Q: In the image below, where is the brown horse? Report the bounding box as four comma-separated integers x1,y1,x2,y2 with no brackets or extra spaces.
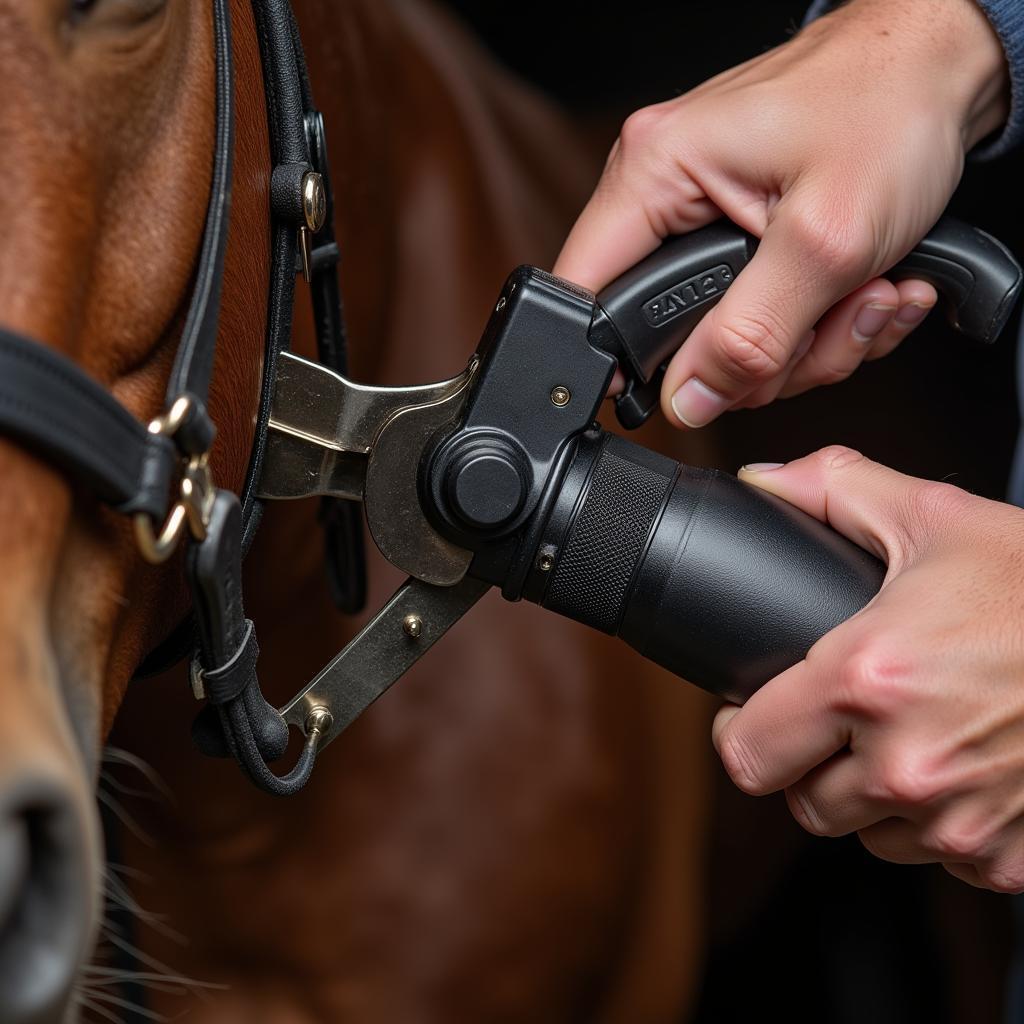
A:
0,1,715,1020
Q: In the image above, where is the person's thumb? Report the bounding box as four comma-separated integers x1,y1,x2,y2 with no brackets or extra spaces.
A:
661,203,870,428
738,446,944,567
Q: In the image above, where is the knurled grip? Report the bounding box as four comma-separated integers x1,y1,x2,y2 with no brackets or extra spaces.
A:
543,440,674,633
531,431,885,704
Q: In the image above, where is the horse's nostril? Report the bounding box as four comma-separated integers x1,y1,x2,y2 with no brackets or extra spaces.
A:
0,782,94,1023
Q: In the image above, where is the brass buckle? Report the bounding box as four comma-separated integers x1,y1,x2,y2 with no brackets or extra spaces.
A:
133,396,216,565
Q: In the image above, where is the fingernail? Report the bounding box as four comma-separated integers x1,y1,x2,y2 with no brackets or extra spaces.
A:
740,462,785,473
671,377,728,428
852,303,896,343
894,302,932,329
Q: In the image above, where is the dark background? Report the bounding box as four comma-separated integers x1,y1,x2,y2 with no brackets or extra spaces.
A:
441,3,1024,1022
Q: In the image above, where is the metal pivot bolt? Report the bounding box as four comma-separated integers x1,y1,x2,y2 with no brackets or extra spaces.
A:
550,386,571,407
298,171,326,284
305,706,333,747
402,614,423,638
302,171,327,233
538,553,555,572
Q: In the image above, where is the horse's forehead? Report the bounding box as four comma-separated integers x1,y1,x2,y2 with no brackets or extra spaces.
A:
0,1,212,380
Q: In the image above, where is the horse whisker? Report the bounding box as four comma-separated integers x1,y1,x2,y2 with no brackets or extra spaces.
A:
100,870,175,934
104,861,151,883
99,769,164,804
80,966,226,992
76,985,168,1021
74,991,128,1024
100,747,175,803
96,789,154,848
101,929,191,977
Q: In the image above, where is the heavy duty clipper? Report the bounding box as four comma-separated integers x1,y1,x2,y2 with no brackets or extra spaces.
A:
258,217,1023,752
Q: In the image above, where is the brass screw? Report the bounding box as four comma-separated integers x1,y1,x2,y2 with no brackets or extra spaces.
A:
550,386,571,407
402,614,423,639
538,553,554,572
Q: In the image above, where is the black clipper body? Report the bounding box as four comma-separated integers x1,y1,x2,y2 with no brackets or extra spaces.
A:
259,215,1022,758
423,216,1021,703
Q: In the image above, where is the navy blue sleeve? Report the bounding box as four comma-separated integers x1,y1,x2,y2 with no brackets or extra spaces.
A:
804,0,1023,157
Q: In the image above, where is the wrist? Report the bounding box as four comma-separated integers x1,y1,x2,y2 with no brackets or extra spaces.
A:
954,0,1013,148
811,0,1010,150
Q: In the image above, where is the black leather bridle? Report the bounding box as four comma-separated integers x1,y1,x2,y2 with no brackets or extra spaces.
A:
0,0,361,795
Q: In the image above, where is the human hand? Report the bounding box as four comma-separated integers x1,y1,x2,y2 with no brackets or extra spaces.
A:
713,447,1024,893
554,0,1009,427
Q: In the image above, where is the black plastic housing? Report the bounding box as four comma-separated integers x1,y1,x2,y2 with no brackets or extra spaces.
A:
520,431,884,704
592,216,1024,427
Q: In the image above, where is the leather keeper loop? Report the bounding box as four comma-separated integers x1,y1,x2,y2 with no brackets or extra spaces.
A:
196,619,259,705
271,161,311,224
174,393,217,455
111,432,177,519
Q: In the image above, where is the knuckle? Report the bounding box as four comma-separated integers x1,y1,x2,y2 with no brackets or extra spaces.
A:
888,481,973,563
857,829,888,862
873,751,943,807
805,361,854,389
905,480,971,530
835,639,913,717
787,205,873,279
812,444,865,472
797,345,863,389
715,313,791,384
981,865,1024,895
926,818,995,861
618,105,667,153
718,731,770,796
787,788,832,837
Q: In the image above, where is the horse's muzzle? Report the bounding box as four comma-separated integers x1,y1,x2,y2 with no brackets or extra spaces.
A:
0,771,95,1024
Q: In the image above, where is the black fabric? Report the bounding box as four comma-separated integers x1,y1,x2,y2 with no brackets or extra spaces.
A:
0,331,175,518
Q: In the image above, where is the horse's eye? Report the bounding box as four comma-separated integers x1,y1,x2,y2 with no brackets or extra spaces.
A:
68,0,165,25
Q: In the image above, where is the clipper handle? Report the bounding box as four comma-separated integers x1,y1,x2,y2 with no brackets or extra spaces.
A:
591,217,1023,428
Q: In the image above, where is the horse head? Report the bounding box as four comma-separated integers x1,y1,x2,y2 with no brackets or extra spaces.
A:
0,2,270,1017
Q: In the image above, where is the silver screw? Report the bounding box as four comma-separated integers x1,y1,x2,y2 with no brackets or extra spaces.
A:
550,386,571,407
495,296,506,312
305,706,333,746
402,614,423,638
538,553,554,572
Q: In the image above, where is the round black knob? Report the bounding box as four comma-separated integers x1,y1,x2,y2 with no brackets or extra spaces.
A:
447,441,527,529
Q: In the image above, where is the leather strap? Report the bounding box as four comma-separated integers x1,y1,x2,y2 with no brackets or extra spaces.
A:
0,330,174,518
163,0,234,453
